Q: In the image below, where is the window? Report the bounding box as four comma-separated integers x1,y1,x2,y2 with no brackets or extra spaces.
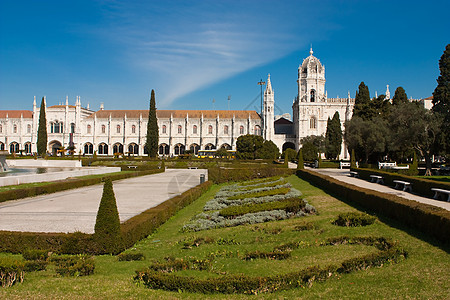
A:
116,125,121,134
159,144,169,155
310,117,317,129
193,125,197,134
27,124,31,134
132,125,136,134
50,121,63,133
70,123,75,133
208,125,213,134
9,142,19,153
98,143,108,155
240,125,244,135
162,125,167,134
13,125,17,133
113,143,123,154
174,144,185,155
84,143,93,154
190,143,200,155
224,125,229,135
254,125,261,135
101,125,106,134
0,142,4,151
178,125,182,134
128,143,139,155
310,89,316,102
0,124,2,133
205,143,215,150
87,125,91,134
24,142,32,154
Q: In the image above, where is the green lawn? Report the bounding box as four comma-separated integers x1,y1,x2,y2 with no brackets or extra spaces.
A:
1,175,449,299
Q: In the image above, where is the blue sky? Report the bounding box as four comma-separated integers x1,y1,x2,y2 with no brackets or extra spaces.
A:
0,0,448,114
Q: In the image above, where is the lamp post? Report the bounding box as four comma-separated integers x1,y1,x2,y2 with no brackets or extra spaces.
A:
257,79,265,137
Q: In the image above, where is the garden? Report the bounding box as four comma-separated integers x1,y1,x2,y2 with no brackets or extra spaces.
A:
0,174,449,298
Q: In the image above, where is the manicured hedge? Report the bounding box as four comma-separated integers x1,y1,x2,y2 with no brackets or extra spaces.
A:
208,167,294,184
0,257,24,287
352,167,450,198
297,169,450,244
0,181,212,255
219,197,305,218
333,212,376,227
0,168,164,203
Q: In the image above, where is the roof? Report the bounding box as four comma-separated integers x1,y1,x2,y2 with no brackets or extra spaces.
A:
0,110,33,118
274,117,293,125
87,110,261,120
48,105,76,108
423,96,433,100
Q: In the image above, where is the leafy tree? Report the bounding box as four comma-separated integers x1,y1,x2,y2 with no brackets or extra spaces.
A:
392,87,408,106
350,149,356,168
344,116,389,163
353,82,372,120
215,147,230,158
37,97,47,156
301,135,325,153
389,101,442,176
432,44,450,156
325,112,342,159
282,148,297,162
236,134,264,159
256,140,280,160
145,89,159,157
370,94,391,117
301,142,318,161
297,148,304,169
94,179,121,253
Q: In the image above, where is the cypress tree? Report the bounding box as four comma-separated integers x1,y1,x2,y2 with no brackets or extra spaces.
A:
94,179,121,253
145,89,159,157
37,97,48,156
297,148,304,169
350,149,356,168
392,87,408,105
353,82,372,120
325,112,342,160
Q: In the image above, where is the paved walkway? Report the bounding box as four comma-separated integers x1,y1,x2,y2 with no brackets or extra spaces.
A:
310,168,450,211
0,169,207,233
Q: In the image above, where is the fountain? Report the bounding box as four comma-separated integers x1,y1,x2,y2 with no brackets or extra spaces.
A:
0,150,8,172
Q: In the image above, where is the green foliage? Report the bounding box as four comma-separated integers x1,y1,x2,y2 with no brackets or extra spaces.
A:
257,140,280,159
350,149,356,168
22,249,48,261
282,148,297,162
51,255,95,277
219,197,305,217
236,134,279,159
37,97,47,156
242,250,291,260
325,112,342,159
409,151,418,176
392,87,408,106
297,148,304,169
227,187,290,200
145,89,159,157
94,179,121,254
353,82,372,120
215,147,230,158
117,252,145,261
24,260,48,272
0,257,24,287
207,166,294,184
333,212,376,227
302,142,318,161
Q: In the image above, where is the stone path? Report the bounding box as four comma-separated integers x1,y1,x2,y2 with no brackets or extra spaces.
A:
0,169,208,233
310,168,450,211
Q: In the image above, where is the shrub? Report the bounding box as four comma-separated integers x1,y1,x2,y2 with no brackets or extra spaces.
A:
294,222,317,231
22,249,49,261
94,179,122,254
51,255,95,277
24,260,48,272
219,197,305,218
118,252,146,261
333,212,376,227
0,257,24,287
242,250,291,260
227,187,291,200
182,237,215,249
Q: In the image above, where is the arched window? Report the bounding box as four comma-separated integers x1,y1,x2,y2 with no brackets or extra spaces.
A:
205,143,215,150
190,143,200,155
113,143,123,154
162,125,167,134
224,125,229,135
50,121,63,133
178,125,182,134
132,125,136,134
84,143,93,154
0,124,2,133
116,125,121,134
24,142,32,154
239,125,244,135
208,125,213,134
159,144,169,155
13,125,17,133
70,123,75,133
310,89,316,102
87,125,92,134
101,125,106,134
9,142,19,153
310,117,317,129
128,143,138,155
221,143,231,150
193,125,197,134
27,124,31,134
0,142,4,151
254,125,261,136
174,144,185,155
98,143,108,155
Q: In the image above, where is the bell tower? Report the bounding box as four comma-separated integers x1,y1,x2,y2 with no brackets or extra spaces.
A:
263,74,274,141
297,47,326,103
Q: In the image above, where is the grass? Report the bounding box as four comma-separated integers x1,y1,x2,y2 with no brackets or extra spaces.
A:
417,175,450,183
1,175,449,299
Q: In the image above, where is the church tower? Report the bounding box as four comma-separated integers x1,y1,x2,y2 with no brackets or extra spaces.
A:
263,74,274,141
297,47,326,103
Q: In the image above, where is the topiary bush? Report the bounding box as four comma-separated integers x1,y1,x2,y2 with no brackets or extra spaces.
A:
22,249,49,261
333,212,376,227
117,252,146,261
0,257,24,287
51,255,95,277
94,179,122,254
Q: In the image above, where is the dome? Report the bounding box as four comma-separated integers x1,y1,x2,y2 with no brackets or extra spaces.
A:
300,48,324,73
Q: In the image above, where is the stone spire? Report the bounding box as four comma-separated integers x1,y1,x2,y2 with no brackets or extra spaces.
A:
310,45,313,56
385,85,390,100
265,74,273,94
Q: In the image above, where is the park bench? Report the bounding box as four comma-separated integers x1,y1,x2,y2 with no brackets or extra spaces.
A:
378,162,397,169
340,162,350,169
188,167,198,169
127,166,137,169
349,171,359,178
431,188,450,202
393,180,412,192
370,175,384,184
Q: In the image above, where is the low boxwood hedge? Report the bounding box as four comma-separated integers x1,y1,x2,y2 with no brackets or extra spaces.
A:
0,257,24,287
219,197,305,218
333,212,376,227
297,169,450,244
208,167,294,184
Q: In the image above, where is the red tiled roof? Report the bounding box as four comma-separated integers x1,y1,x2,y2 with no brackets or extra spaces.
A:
423,96,433,100
0,110,33,118
87,110,261,120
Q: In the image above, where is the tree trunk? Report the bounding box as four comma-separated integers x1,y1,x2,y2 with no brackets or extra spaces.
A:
424,153,432,176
